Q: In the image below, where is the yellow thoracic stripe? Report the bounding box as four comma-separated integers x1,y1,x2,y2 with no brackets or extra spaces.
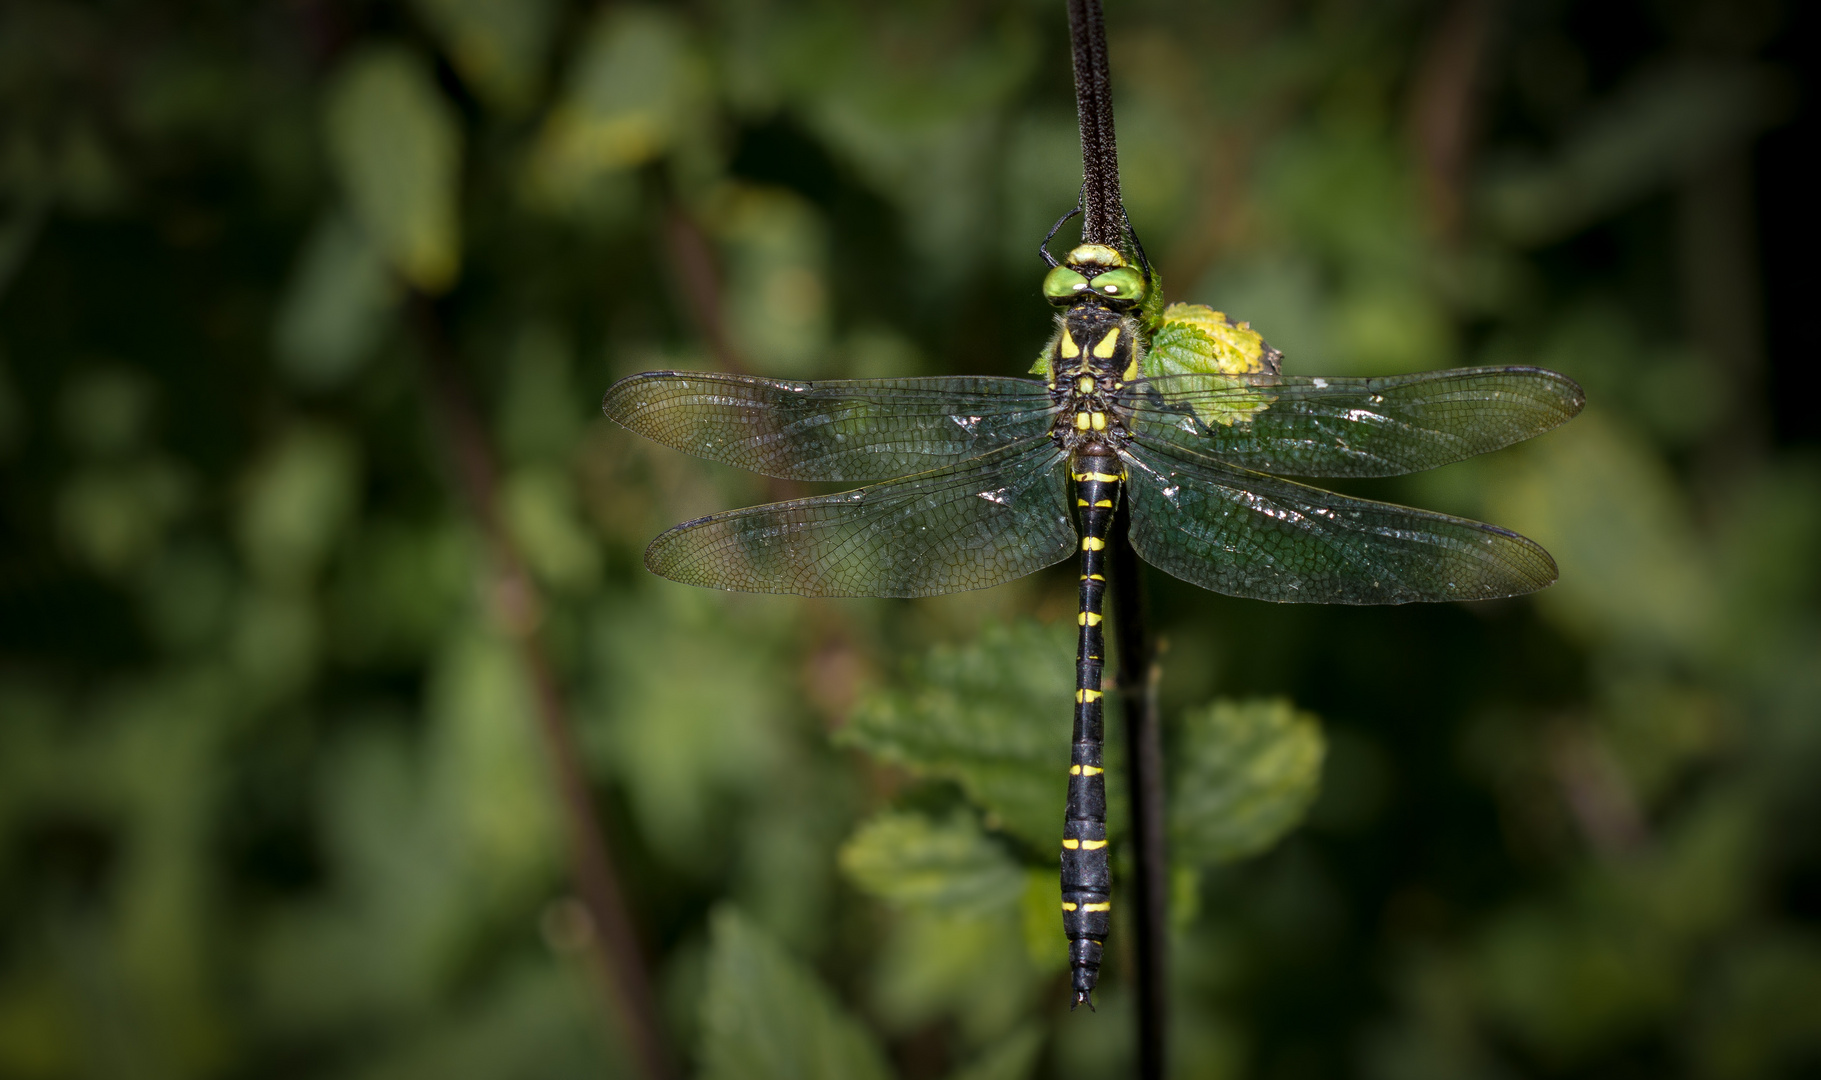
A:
1093,327,1120,358
1124,356,1140,381
1060,328,1080,358
1074,411,1091,430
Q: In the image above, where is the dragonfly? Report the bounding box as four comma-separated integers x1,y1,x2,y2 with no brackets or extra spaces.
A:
602,212,1583,1008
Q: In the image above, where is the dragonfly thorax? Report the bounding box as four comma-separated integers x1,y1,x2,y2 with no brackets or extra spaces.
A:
1049,305,1141,451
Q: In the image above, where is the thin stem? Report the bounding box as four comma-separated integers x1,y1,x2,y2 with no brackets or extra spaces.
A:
1068,0,1124,246
659,204,803,503
662,206,750,376
1111,502,1166,1080
1067,1,1167,1070
409,296,676,1080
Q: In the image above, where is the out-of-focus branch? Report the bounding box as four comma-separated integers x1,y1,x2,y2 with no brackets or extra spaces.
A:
658,204,804,503
408,295,675,1080
1408,0,1495,239
1546,720,1647,857
662,207,751,375
1681,152,1769,473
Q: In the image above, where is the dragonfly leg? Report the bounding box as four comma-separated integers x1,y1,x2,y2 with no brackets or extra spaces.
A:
1063,450,1120,1009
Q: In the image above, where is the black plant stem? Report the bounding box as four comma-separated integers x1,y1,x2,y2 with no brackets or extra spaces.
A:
1068,1,1167,1074
1068,0,1123,246
1112,501,1166,1078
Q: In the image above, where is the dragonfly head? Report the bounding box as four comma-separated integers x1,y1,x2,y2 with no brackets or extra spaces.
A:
1042,245,1147,309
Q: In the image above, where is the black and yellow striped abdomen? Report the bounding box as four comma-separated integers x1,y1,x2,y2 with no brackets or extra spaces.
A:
1045,297,1140,1010
1062,450,1120,1007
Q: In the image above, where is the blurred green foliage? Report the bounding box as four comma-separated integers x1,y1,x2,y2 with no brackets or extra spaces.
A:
2,1,1818,1078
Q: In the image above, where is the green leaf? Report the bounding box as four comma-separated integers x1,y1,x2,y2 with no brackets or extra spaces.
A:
423,628,562,895
767,9,1037,280
709,185,830,375
56,461,191,577
585,590,790,868
946,1023,1044,1080
254,625,559,1030
840,813,1042,1044
1689,931,1821,1079
496,322,582,466
521,7,709,213
839,811,1025,914
237,424,361,587
1171,698,1325,867
501,466,599,593
839,620,1077,848
700,908,893,1080
1146,303,1282,379
57,367,153,456
1018,868,1067,974
410,0,557,113
324,47,462,292
1482,411,1716,658
1473,902,1676,1060
344,964,611,1080
273,210,396,388
870,906,1038,1045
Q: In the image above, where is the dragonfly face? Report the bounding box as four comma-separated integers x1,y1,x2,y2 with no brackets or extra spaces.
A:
1041,243,1147,307
601,223,1584,1009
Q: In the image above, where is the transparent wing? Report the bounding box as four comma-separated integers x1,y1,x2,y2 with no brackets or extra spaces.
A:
1121,440,1556,604
646,439,1076,598
604,370,1059,482
1120,366,1583,477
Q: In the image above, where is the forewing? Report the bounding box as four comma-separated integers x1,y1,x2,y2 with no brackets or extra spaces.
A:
1121,440,1556,604
646,439,1076,598
604,371,1058,482
1121,366,1583,477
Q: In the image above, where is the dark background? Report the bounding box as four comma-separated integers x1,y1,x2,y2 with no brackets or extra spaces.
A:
2,1,1817,1078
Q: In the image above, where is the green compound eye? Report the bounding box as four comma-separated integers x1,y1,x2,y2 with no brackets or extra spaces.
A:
1088,267,1145,301
1043,265,1091,302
